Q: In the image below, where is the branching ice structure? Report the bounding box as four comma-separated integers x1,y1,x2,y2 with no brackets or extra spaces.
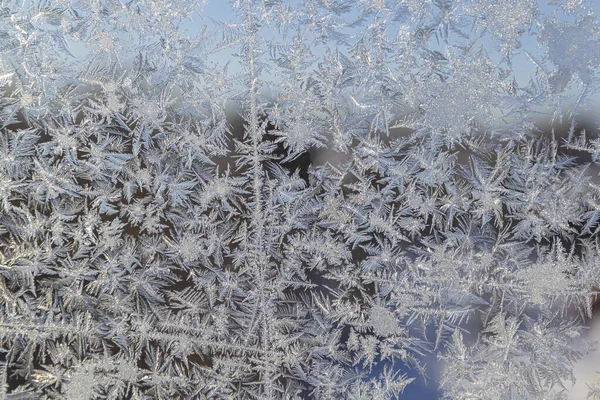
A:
1,0,600,399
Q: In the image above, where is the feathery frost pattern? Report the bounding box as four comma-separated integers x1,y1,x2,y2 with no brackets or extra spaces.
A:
1,0,600,399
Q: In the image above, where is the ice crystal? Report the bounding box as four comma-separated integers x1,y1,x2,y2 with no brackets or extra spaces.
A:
1,0,600,399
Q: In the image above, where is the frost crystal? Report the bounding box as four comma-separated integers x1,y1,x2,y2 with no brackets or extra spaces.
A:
1,0,600,399
369,305,399,337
